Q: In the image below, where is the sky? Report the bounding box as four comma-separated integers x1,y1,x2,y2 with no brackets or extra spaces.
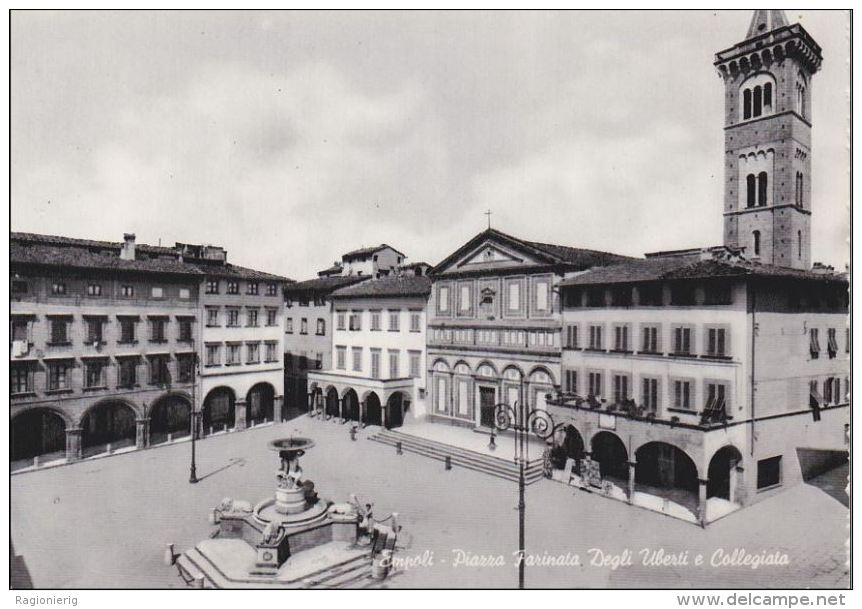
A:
11,10,850,280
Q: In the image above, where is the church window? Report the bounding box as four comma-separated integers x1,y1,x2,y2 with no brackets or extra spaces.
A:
798,231,803,259
753,85,762,117
746,174,756,208
753,231,761,256
763,82,772,109
757,171,768,206
743,89,752,120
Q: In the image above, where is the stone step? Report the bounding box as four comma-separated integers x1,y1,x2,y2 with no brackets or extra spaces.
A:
302,555,372,588
370,429,546,484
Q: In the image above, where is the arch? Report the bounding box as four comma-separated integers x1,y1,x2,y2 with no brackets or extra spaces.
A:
757,171,768,206
453,360,472,375
149,393,192,444
707,445,744,500
80,400,138,453
590,431,629,481
634,441,699,493
79,396,143,426
11,408,67,462
562,425,585,462
12,404,73,429
739,72,776,121
364,391,383,427
202,386,236,434
342,388,360,422
431,358,450,372
247,382,275,426
528,365,557,386
325,386,340,418
501,364,524,381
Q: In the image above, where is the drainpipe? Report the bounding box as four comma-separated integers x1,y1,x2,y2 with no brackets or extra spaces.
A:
749,282,757,457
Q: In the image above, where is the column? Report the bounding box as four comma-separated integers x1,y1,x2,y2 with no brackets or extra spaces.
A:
273,395,284,423
627,461,637,504
65,427,83,462
360,400,367,428
235,399,248,431
382,398,389,429
338,398,344,423
729,459,739,504
135,418,150,450
698,478,709,527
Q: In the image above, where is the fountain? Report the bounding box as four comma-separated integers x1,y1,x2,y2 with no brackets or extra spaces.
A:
170,436,400,588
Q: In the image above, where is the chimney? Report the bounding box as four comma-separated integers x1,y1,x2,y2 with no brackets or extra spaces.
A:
121,233,136,261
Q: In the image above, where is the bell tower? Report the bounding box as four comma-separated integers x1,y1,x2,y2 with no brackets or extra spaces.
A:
715,10,822,269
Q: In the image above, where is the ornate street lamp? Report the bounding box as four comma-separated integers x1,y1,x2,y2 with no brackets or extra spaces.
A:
189,354,201,484
493,400,557,590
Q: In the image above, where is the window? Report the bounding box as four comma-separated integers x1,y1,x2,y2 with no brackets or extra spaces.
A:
49,317,70,345
85,360,105,388
85,317,104,343
177,355,195,383
565,288,583,308
149,317,167,342
178,318,193,342
298,298,310,307
409,351,421,378
757,456,782,489
12,280,28,294
611,286,632,307
298,355,308,370
336,311,346,331
612,374,629,404
798,231,803,260
809,328,820,359
746,174,756,208
246,308,259,327
349,312,362,331
706,327,727,357
827,328,838,358
119,358,137,387
51,282,66,295
639,284,663,306
267,283,278,296
670,284,696,306
87,284,102,296
673,380,693,410
352,347,362,372
743,88,752,120
370,350,381,379
227,309,240,327
672,326,692,355
642,377,659,413
535,281,549,311
588,325,603,350
641,325,659,353
316,318,326,335
388,310,400,332
206,280,220,294
389,350,399,379
11,365,31,394
11,318,28,342
247,282,259,295
300,318,308,334
247,342,260,364
179,288,190,299
753,230,761,257
285,318,293,333
206,344,221,366
149,356,170,385
207,308,220,327
823,377,834,405
410,311,421,332
796,172,804,207
703,382,728,422
121,285,134,297
151,286,164,298
371,310,382,331
460,284,472,312
564,369,578,394
265,341,278,362
586,288,604,307
336,346,347,370
314,352,322,370
438,285,450,313
227,281,239,295
809,380,822,409
613,325,629,352
48,362,70,390
564,324,579,349
704,282,733,305
757,172,768,207
226,344,241,365
266,309,277,327
588,372,603,397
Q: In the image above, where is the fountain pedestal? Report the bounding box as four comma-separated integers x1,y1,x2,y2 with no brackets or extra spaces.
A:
275,487,307,515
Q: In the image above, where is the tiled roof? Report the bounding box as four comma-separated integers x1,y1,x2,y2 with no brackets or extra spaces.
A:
10,231,292,282
330,275,432,299
561,257,849,287
431,228,635,275
317,264,343,276
285,275,370,295
342,243,406,260
10,242,203,276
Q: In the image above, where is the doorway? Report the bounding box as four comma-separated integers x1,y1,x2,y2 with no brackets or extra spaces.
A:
479,386,496,427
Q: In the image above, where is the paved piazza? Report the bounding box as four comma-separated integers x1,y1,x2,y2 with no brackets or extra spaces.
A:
11,415,848,589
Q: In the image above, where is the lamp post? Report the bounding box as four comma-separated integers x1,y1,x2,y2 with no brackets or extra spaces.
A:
189,354,200,484
493,400,557,590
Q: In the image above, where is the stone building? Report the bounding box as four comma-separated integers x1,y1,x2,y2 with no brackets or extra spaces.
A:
425,228,632,429
306,274,432,428
9,232,291,470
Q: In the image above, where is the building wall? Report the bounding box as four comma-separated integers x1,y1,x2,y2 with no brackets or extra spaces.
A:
283,300,331,411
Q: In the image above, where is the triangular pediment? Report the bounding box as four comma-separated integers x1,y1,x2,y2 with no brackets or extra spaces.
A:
434,232,555,275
